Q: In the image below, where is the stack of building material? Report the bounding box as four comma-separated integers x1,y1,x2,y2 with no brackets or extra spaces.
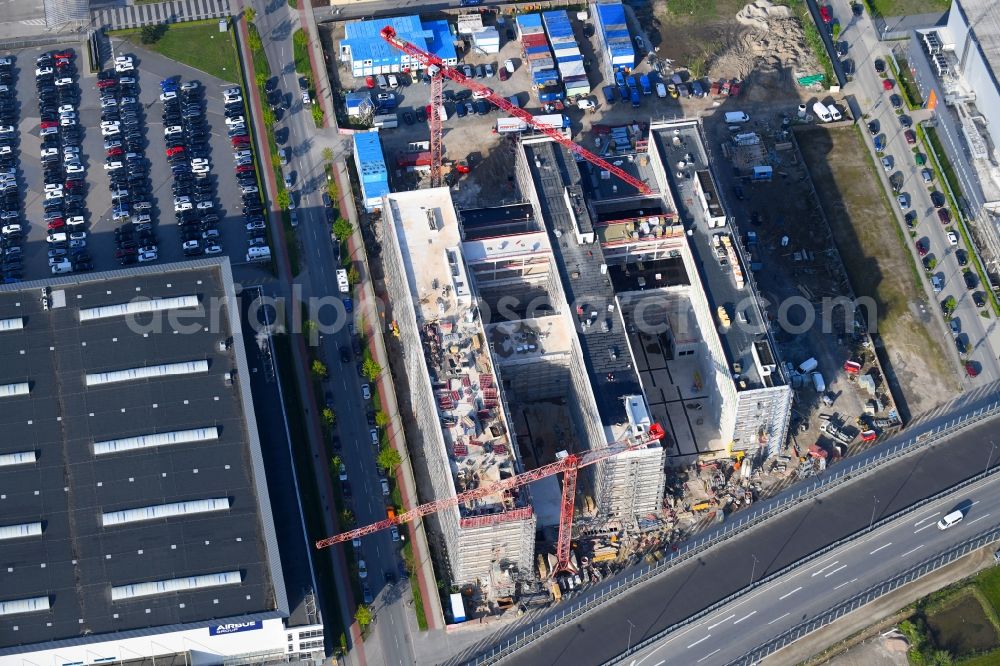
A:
594,3,635,71
472,26,500,54
457,13,484,35
517,14,564,101
543,11,590,97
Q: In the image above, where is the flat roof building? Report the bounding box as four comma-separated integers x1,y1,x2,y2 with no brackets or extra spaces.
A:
380,189,536,596
354,131,390,212
0,260,319,665
339,16,458,78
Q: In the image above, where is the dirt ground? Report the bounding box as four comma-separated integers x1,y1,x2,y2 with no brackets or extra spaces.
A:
797,125,958,417
640,0,822,103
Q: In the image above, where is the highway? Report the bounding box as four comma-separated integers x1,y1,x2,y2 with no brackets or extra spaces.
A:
471,384,1000,666
247,1,416,664
621,472,1000,666
831,0,1000,384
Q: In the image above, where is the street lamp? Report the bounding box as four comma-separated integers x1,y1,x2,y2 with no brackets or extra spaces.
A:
626,618,637,652
869,496,879,530
987,441,996,473
750,554,759,586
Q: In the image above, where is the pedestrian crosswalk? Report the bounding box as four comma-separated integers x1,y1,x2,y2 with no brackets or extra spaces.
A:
92,0,231,31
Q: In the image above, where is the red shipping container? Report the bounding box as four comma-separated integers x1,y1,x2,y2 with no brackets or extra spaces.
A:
521,34,549,47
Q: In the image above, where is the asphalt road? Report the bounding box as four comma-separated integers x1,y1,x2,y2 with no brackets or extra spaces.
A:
249,2,416,663
831,0,1000,384
490,385,1000,666
624,472,1000,666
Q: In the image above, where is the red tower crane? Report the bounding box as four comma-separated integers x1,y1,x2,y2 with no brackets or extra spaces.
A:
316,423,665,575
379,26,652,195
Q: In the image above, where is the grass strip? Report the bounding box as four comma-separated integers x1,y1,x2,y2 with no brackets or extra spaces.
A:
402,540,430,630
795,2,835,89
887,55,922,109
919,124,1000,316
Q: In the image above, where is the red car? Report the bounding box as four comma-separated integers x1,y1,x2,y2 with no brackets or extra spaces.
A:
236,164,255,173
882,78,893,91
47,218,65,230
916,239,928,256
40,121,57,129
966,362,979,378
166,146,184,157
904,129,916,144
819,5,832,23
107,147,123,157
365,76,376,88
96,79,116,89
938,208,951,224
231,136,251,146
54,50,73,59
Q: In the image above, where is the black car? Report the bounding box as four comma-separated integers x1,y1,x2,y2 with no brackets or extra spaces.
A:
874,58,886,74
890,94,902,109
898,114,912,128
957,249,968,266
974,292,987,308
964,272,977,290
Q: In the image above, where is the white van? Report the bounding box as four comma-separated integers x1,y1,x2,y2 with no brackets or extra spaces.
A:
724,111,750,124
812,101,833,122
246,246,271,262
827,104,843,121
937,510,964,529
50,260,72,274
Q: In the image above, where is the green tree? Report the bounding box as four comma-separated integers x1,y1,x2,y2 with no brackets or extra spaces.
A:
375,411,389,428
140,24,166,44
322,408,336,427
261,105,275,127
311,359,328,378
277,189,291,210
355,604,372,627
943,296,957,315
312,104,325,128
339,508,354,527
333,218,353,242
255,69,268,91
362,358,381,381
331,454,342,469
926,257,937,271
322,147,334,162
377,446,402,474
348,265,360,286
244,7,256,23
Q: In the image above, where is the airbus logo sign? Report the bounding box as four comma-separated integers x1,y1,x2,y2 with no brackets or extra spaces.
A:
209,620,263,636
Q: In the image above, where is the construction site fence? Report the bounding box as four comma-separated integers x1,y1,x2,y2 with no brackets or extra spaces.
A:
467,391,1000,665
620,460,1000,665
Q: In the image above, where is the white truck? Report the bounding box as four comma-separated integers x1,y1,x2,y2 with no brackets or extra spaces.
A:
812,101,833,122
336,268,350,294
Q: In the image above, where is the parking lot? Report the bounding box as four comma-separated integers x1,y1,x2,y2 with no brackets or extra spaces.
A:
10,42,273,281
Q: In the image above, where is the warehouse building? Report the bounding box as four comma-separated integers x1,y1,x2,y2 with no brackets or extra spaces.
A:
353,131,390,212
339,15,458,78
0,260,323,665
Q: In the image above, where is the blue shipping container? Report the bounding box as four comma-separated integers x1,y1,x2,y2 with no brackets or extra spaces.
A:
526,44,550,55
556,54,583,63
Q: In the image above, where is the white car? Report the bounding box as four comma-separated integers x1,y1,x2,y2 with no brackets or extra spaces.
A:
362,384,371,400
174,201,193,212
224,87,241,96
104,161,123,171
60,116,76,127
225,115,245,126
119,76,136,85
233,150,251,160
114,60,134,72
101,119,120,130
100,98,117,108
69,231,87,241
65,164,84,174
246,220,265,231
164,125,183,136
41,147,58,159
64,145,80,155
358,559,368,579
182,240,201,251
40,126,58,136
948,231,959,246
58,104,74,114
192,164,210,174
1,224,20,235
160,91,177,102
224,93,243,104
35,66,53,77
191,158,209,167
66,216,85,229
121,96,137,106
504,58,515,73
55,77,72,87
138,250,158,263
100,125,119,136
301,90,311,105
0,146,10,156
0,125,14,134
47,232,67,243
338,463,347,481
44,183,63,192
196,200,214,210
45,189,64,200
205,243,223,255
241,185,258,194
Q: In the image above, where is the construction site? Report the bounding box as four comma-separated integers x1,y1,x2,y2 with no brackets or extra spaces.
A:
320,8,920,625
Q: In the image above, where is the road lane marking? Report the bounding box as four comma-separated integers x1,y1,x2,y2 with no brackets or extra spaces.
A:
811,560,839,576
914,511,940,526
697,649,721,663
914,523,936,534
733,611,757,624
869,543,892,555
768,612,790,625
778,586,801,600
687,635,711,649
901,544,925,558
968,513,991,525
834,578,858,591
825,564,848,577
707,614,735,629
653,662,664,666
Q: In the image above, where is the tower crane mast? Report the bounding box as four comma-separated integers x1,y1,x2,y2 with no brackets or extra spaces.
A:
379,25,651,195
